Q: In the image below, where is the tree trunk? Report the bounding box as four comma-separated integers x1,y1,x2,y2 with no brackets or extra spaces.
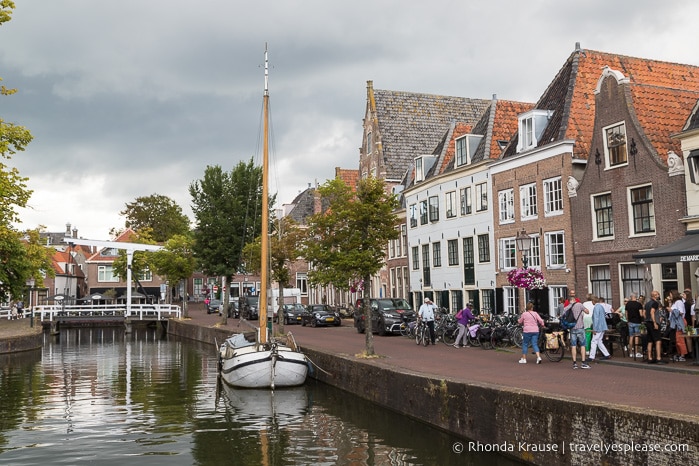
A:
182,278,188,318
277,281,285,335
363,275,374,355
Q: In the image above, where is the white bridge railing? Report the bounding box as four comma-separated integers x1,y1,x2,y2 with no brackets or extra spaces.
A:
30,304,181,322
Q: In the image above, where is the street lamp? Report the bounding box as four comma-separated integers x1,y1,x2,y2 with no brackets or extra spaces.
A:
515,229,532,269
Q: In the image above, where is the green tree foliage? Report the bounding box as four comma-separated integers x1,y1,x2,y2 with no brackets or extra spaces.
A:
111,228,158,283
0,228,54,302
189,160,266,278
303,177,400,355
150,234,197,316
120,194,191,243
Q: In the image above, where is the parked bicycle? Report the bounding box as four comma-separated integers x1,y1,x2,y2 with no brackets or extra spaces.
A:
415,320,430,347
537,318,566,362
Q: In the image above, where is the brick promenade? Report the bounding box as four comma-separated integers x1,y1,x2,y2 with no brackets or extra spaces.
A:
181,303,699,420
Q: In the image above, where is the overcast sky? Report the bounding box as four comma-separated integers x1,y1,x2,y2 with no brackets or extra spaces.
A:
3,0,699,240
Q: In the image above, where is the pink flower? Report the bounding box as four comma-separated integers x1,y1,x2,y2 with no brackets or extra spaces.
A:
506,268,546,290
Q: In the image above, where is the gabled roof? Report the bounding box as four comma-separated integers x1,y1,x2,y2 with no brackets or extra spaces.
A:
502,46,699,161
368,83,490,180
285,187,317,225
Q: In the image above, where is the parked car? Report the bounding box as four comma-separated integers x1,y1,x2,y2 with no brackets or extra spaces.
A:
277,303,305,325
239,296,259,320
353,298,416,335
206,299,222,314
219,300,239,318
301,304,342,327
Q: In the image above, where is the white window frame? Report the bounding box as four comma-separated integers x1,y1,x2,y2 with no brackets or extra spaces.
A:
544,231,566,269
476,182,488,212
528,234,541,269
543,176,563,216
97,265,119,282
592,192,614,240
499,237,517,270
498,188,514,224
520,183,538,220
415,157,424,182
504,287,517,314
549,286,568,318
603,121,628,169
627,184,655,236
460,186,472,215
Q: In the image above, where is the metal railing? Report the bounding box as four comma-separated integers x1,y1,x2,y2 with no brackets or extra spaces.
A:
31,304,181,322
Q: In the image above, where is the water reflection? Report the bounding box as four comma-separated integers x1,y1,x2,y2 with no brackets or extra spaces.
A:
0,327,524,466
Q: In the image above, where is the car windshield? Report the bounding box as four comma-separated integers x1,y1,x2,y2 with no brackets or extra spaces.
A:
377,299,396,310
392,299,411,310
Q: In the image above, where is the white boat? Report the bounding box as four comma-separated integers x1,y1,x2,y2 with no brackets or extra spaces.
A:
218,383,310,429
218,45,309,389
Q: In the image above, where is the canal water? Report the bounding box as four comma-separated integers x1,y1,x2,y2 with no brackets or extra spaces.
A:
0,327,523,465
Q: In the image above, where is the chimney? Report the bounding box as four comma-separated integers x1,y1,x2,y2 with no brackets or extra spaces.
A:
72,227,78,238
65,223,71,237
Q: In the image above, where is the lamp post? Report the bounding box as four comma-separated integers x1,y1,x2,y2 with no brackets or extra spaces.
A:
515,229,532,269
27,278,35,327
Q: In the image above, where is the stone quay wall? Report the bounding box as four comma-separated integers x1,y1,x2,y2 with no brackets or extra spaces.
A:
167,319,699,465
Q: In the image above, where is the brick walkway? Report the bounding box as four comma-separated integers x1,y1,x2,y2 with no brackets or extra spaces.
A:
182,302,699,419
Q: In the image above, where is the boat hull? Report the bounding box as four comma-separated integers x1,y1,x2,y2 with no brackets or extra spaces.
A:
219,342,308,389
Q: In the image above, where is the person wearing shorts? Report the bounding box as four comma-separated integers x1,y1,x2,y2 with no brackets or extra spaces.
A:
563,294,591,369
625,293,644,358
644,290,666,364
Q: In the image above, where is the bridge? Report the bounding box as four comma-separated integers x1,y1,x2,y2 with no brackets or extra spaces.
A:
2,304,181,333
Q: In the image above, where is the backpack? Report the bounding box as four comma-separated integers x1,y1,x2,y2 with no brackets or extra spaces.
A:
455,309,464,320
560,306,578,330
655,307,668,333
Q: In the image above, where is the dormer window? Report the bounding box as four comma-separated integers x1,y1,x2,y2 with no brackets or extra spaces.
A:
604,122,628,168
688,149,699,184
415,157,424,182
517,109,553,152
455,134,484,166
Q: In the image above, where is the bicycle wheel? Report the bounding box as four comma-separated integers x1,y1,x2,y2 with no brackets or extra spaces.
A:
415,326,422,345
511,327,523,348
442,327,456,346
422,328,430,346
543,334,565,362
491,328,508,349
467,328,481,347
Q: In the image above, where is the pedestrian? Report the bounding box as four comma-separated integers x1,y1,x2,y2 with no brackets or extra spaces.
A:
418,298,436,345
556,297,565,318
16,301,24,318
669,290,687,361
588,296,611,362
644,290,666,364
453,303,475,348
517,302,544,364
625,293,645,358
11,303,18,320
563,291,591,369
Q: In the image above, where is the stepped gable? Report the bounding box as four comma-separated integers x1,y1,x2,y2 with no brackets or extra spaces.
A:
372,88,489,179
502,47,699,162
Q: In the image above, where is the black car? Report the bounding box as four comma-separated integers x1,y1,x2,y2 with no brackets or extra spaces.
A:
301,304,341,327
239,296,259,320
206,299,222,314
277,303,305,325
354,298,416,335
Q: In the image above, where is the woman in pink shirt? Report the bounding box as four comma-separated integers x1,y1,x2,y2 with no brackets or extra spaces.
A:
517,302,545,364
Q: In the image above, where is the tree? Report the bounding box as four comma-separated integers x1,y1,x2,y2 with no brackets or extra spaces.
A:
303,177,400,356
111,229,158,293
120,194,190,243
0,228,54,303
241,216,304,334
150,234,197,317
189,160,271,323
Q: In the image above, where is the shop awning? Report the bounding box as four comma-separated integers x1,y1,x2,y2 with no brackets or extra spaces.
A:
633,232,699,264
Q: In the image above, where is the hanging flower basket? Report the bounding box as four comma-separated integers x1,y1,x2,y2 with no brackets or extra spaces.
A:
506,268,547,290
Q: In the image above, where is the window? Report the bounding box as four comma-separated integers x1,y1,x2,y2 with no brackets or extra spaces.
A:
516,110,552,152
499,238,517,270
366,131,372,154
447,239,459,266
545,232,566,268
456,134,484,166
477,234,490,263
629,185,655,234
409,204,418,228
98,265,119,282
528,235,541,268
476,183,488,212
543,177,563,215
138,268,153,282
419,200,428,225
593,193,614,239
504,287,517,314
445,191,457,218
432,242,442,267
412,246,420,270
688,149,699,184
415,157,424,182
401,225,407,256
498,189,514,223
621,264,644,300
590,265,611,304
193,278,204,298
549,286,568,318
463,237,474,285
296,273,308,294
422,244,431,286
481,289,495,314
460,187,472,215
428,196,439,222
605,122,627,167
520,183,537,219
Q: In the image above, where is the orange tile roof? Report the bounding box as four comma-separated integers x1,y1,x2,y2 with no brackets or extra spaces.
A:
335,168,359,192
